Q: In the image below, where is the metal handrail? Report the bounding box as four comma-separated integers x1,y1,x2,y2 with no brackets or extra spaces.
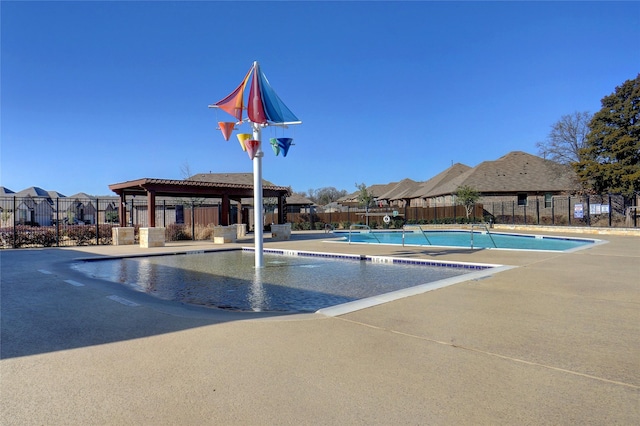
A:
402,224,432,246
348,224,381,244
470,223,497,249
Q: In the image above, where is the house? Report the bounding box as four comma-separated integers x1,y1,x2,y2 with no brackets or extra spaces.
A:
376,178,423,208
285,193,315,213
337,182,400,207
333,152,578,221
0,187,16,226
6,187,64,226
416,151,577,209
407,163,472,207
15,196,54,226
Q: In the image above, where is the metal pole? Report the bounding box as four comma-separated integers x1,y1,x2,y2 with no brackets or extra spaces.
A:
253,122,264,268
191,203,195,240
96,198,100,245
56,197,60,247
13,196,16,248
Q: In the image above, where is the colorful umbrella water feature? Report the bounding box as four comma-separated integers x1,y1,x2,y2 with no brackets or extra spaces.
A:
209,61,301,268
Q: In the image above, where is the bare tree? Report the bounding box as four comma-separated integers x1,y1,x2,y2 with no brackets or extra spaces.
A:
180,161,194,180
536,111,592,164
178,161,204,207
305,187,348,205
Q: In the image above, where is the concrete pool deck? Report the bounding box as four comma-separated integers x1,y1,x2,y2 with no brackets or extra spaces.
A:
1,230,638,424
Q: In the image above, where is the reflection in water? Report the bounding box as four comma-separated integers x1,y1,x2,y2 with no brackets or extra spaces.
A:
248,268,267,312
73,251,472,313
137,259,155,292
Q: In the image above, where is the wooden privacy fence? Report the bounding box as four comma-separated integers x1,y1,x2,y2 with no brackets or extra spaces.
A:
279,205,484,228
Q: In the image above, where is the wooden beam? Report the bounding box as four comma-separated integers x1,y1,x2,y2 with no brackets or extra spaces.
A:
147,189,156,227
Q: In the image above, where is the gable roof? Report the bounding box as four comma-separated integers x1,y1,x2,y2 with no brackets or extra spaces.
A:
424,151,576,197
377,178,422,201
14,187,66,198
67,192,96,199
0,187,15,195
338,182,400,203
286,193,314,206
409,163,472,199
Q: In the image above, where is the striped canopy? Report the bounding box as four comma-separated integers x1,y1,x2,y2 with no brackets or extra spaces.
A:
215,62,299,125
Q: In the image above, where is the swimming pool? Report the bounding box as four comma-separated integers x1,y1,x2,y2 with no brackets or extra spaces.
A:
72,248,503,314
333,229,598,251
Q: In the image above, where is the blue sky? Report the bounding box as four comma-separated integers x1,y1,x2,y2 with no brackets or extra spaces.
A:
2,1,638,197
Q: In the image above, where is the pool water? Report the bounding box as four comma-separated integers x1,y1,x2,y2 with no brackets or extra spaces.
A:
335,230,596,251
72,249,488,313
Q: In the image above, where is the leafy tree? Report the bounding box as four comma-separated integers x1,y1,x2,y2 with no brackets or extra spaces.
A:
455,185,480,219
536,111,592,164
574,74,640,197
356,183,375,226
356,183,375,208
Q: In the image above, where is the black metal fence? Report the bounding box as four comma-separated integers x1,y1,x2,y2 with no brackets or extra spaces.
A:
1,194,637,248
282,195,637,230
0,197,119,248
482,194,636,228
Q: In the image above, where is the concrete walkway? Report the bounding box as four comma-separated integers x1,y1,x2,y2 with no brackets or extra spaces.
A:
1,230,638,424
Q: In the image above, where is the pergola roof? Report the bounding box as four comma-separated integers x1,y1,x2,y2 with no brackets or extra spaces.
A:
108,178,290,199
108,177,291,227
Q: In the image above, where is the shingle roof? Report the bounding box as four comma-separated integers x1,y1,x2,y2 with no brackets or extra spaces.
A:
424,151,576,197
377,178,422,201
409,163,472,198
67,192,95,199
14,187,66,198
338,182,399,203
188,173,276,187
286,193,314,205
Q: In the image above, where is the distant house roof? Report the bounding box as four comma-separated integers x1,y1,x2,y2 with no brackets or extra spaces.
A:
0,187,15,195
408,163,472,199
338,182,399,204
286,193,314,206
14,187,66,198
377,178,422,201
67,192,96,199
424,151,576,197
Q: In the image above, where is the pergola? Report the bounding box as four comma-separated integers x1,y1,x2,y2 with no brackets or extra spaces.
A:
108,178,290,228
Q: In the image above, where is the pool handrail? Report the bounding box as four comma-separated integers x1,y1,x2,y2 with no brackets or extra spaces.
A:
348,224,381,244
470,223,498,249
402,224,432,246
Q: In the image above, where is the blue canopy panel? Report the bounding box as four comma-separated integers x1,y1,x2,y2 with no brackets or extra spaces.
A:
257,68,300,124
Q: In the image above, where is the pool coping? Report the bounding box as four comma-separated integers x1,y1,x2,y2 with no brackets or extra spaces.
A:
328,229,606,253
72,246,513,317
